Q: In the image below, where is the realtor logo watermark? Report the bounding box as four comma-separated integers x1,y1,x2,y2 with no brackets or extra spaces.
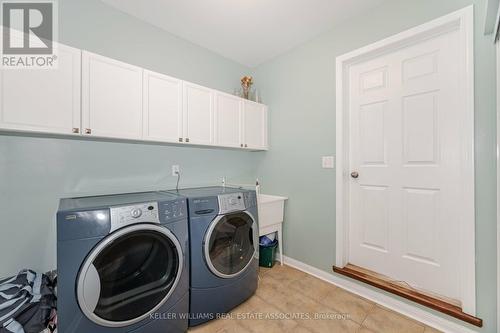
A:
1,0,58,69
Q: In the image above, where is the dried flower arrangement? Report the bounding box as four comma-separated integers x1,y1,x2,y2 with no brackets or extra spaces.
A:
240,76,253,99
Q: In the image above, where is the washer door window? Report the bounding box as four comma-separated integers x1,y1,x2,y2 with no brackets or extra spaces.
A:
77,224,183,327
205,212,257,278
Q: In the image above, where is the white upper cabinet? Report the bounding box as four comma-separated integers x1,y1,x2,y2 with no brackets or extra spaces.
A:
143,70,183,143
82,51,143,140
243,101,268,150
0,44,81,135
183,82,214,145
1,41,268,150
215,93,242,148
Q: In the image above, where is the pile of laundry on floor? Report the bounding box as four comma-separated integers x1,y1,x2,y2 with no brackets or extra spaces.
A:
0,270,57,333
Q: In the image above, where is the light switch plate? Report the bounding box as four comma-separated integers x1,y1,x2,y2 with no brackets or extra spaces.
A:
322,156,335,169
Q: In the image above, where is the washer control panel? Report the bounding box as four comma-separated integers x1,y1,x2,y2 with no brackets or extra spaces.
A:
110,202,159,232
159,199,186,221
218,193,245,214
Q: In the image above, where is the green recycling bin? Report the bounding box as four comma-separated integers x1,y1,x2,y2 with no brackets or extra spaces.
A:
259,239,278,268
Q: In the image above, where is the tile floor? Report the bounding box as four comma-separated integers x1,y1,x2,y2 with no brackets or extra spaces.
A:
188,264,442,333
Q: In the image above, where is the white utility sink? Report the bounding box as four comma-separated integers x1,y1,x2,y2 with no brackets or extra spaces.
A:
258,194,287,228
258,194,287,265
259,194,288,204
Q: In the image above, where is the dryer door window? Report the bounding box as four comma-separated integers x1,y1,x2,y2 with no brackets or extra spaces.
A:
77,224,183,327
205,212,256,278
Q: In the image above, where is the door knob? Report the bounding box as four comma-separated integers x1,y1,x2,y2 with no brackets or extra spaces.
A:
350,171,359,179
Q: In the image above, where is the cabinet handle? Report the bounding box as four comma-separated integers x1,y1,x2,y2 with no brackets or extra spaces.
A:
185,138,190,143
244,144,248,148
240,144,243,147
72,128,79,134
85,128,92,135
179,138,183,142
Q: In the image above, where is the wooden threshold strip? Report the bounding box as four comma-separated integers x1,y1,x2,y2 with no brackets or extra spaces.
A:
332,265,483,327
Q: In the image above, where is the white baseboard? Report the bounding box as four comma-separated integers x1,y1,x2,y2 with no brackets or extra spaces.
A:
282,255,478,333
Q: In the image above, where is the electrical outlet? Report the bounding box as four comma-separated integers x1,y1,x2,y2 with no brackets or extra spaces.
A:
172,165,180,176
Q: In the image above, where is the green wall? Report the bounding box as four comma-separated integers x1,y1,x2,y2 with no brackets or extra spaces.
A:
253,0,497,331
59,0,246,92
0,0,262,277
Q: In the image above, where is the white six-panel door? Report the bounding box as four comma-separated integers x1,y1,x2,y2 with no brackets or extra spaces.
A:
82,51,143,140
0,44,81,135
348,27,462,301
143,70,183,143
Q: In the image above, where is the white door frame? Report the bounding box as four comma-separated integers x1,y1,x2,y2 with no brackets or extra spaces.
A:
496,34,500,333
494,4,500,330
335,6,476,314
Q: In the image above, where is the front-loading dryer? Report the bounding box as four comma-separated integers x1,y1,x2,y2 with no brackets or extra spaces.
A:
167,187,259,326
57,191,189,333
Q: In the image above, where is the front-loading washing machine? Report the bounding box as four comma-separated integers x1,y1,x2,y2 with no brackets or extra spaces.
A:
167,187,259,326
57,191,189,333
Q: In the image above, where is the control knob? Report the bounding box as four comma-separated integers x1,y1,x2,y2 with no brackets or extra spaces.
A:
131,208,142,218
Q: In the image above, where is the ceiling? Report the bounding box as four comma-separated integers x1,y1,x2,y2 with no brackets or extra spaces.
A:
100,0,388,67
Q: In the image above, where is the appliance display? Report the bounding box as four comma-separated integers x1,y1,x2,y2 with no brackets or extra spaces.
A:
57,191,189,333
167,186,259,326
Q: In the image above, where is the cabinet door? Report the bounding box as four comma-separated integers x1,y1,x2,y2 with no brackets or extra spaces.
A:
82,51,143,139
183,82,214,145
215,93,242,148
143,70,183,143
243,101,268,150
0,44,81,135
